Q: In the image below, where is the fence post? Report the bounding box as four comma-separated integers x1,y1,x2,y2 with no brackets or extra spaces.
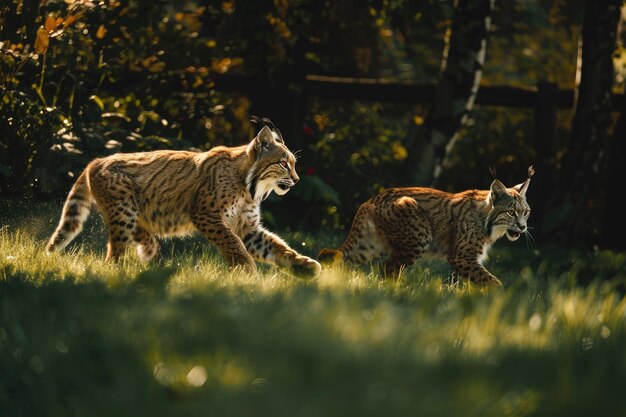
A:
532,81,558,237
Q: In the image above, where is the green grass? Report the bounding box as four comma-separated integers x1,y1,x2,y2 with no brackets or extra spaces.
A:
1,202,626,417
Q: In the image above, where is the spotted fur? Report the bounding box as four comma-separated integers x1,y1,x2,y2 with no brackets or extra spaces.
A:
318,167,534,287
47,123,321,277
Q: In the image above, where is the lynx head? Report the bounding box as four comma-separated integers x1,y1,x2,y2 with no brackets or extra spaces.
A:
486,166,534,242
246,119,299,201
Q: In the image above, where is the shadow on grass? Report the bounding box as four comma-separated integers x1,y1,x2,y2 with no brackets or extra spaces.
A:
2,264,626,417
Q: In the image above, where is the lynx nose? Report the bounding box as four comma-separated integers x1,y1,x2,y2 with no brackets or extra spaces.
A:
291,174,300,184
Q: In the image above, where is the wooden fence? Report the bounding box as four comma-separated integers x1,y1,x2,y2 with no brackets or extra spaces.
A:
214,73,624,150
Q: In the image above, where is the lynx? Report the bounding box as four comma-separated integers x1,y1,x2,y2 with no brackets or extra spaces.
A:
47,118,321,277
318,167,535,286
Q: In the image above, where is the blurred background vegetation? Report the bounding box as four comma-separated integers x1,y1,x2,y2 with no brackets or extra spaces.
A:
1,0,625,248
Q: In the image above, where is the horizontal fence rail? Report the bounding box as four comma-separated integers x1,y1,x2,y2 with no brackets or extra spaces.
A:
213,73,625,110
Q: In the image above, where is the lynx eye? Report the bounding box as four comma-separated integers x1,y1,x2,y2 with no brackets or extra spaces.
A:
278,160,288,170
506,210,516,217
524,209,531,217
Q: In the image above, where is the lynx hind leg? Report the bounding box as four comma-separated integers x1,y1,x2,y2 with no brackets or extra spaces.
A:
134,226,160,262
382,197,432,278
91,170,140,261
102,200,140,261
319,202,388,267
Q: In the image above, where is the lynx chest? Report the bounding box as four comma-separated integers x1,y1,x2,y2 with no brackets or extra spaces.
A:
223,196,261,238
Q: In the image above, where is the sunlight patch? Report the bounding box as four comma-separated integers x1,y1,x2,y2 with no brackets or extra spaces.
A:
186,365,208,387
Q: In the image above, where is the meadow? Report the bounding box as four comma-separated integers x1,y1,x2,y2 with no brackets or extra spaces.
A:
1,201,626,417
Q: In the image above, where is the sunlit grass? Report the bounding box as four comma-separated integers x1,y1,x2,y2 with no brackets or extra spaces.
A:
1,208,626,417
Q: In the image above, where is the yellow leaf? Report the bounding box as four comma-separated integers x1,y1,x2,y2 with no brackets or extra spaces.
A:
96,24,107,39
222,1,235,14
391,141,408,161
34,26,49,54
44,15,56,32
89,95,104,111
141,56,157,67
63,13,82,28
148,61,165,73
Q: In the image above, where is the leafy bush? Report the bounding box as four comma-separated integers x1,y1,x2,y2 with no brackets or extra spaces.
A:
0,0,246,199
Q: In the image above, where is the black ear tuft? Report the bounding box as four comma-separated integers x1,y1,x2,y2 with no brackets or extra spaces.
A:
489,166,498,180
250,115,284,143
261,117,276,129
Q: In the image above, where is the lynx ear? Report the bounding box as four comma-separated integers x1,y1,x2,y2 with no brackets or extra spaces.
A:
488,179,509,205
248,125,276,155
513,165,535,196
250,115,284,144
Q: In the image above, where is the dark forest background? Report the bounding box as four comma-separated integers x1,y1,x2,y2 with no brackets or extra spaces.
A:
1,0,625,248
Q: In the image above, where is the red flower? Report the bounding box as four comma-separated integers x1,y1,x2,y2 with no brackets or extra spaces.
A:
306,167,316,176
302,125,314,137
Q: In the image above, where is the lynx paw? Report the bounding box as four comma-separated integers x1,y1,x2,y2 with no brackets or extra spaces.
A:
476,277,503,289
289,256,322,278
488,277,504,288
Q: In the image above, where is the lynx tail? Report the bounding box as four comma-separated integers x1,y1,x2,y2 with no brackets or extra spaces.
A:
47,171,93,253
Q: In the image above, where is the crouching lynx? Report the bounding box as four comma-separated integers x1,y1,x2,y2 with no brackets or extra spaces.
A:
47,118,321,277
318,167,534,287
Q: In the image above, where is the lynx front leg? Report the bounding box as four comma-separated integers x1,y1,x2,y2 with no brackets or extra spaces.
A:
243,229,321,278
192,214,256,271
449,238,503,287
449,256,503,288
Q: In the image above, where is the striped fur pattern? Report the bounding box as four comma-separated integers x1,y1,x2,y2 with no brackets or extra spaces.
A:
318,167,534,287
47,123,321,277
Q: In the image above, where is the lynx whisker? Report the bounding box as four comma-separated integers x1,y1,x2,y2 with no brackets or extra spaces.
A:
523,229,535,248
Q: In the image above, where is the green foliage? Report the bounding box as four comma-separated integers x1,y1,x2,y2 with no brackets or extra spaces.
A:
0,90,68,197
0,0,246,198
1,207,626,416
299,100,415,227
0,0,617,236
482,0,582,88
438,107,537,190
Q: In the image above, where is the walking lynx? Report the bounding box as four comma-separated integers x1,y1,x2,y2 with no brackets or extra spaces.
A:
318,167,534,286
48,117,321,277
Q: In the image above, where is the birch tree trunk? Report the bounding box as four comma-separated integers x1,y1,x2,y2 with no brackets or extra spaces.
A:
547,0,621,244
400,0,494,186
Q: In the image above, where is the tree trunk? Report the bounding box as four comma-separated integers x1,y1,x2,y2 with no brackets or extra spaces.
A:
601,98,626,249
546,0,621,244
400,0,494,186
